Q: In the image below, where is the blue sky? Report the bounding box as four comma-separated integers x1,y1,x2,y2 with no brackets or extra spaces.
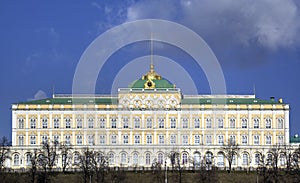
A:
0,0,300,139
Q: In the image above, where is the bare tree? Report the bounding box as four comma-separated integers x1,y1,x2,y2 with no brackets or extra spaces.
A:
222,139,239,173
37,140,60,182
92,151,109,183
29,149,38,183
77,148,95,183
0,136,10,172
59,142,72,173
151,159,163,183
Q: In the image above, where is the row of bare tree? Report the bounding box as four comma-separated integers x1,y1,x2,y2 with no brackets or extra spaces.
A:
2,135,300,183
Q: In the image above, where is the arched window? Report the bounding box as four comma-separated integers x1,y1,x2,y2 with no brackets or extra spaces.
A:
194,152,201,166
65,116,71,128
217,152,224,167
229,117,235,128
14,154,20,166
26,153,32,166
146,117,152,128
18,117,24,129
205,152,213,164
218,117,224,128
42,116,48,128
241,118,248,128
133,153,139,164
99,116,105,128
146,153,151,165
194,117,200,128
277,118,284,129
158,118,164,128
74,153,80,165
265,118,272,128
88,117,94,128
30,135,36,145
123,117,129,128
76,116,82,128
109,153,114,165
134,117,140,128
30,117,36,128
206,117,212,128
111,117,117,128
121,153,127,164
182,117,188,128
170,117,176,128
18,136,24,146
182,153,188,164
54,116,60,128
158,153,164,164
254,118,260,128
254,153,260,165
242,153,249,165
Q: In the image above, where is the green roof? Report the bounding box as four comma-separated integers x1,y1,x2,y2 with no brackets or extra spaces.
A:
181,98,282,105
16,97,118,105
129,78,174,89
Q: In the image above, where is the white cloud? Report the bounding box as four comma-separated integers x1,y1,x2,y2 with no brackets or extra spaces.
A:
126,0,300,50
28,90,47,101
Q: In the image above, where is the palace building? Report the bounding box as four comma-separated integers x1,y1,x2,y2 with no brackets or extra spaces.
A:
9,63,290,169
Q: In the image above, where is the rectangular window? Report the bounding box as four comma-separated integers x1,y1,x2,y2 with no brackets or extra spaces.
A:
242,135,247,145
254,135,259,145
229,118,235,128
229,135,236,144
241,118,247,128
134,135,140,144
123,135,128,144
88,135,94,145
170,135,176,144
111,135,117,144
278,136,284,144
158,118,164,128
158,135,164,144
76,117,82,128
218,118,224,128
88,118,94,128
30,136,36,145
194,118,200,128
30,118,36,129
99,118,105,128
206,135,212,145
99,135,105,144
54,135,59,144
170,117,176,128
134,118,140,128
111,118,117,128
18,118,24,129
254,118,260,128
266,135,272,145
194,135,200,145
123,118,128,128
146,118,152,128
41,135,48,144
218,135,224,145
242,154,248,165
77,135,82,145
42,118,48,128
277,118,284,129
182,135,188,144
182,118,188,128
65,117,71,128
206,118,212,128
65,135,71,145
266,118,272,129
54,118,60,128
146,135,152,144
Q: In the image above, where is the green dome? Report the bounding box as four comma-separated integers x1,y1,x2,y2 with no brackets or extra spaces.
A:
129,78,175,89
128,63,176,89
